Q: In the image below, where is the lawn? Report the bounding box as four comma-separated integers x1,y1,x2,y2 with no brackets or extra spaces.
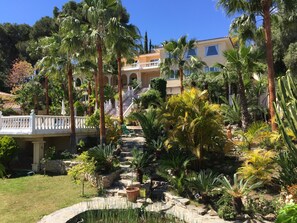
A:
0,174,98,223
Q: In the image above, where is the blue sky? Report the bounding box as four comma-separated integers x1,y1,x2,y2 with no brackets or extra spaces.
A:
0,0,234,45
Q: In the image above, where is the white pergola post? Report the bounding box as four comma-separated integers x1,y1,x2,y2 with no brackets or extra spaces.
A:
32,139,45,172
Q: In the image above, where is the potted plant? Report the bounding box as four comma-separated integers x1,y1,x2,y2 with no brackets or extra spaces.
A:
126,186,140,202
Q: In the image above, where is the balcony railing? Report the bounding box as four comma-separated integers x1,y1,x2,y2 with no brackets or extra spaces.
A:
0,110,95,135
122,60,160,71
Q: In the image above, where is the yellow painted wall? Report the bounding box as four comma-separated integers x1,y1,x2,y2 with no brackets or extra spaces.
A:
141,71,160,87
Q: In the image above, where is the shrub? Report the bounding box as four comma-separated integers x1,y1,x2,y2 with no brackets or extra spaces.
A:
88,144,119,174
218,203,237,220
0,136,19,168
131,108,163,145
150,77,167,99
2,108,19,116
139,89,162,109
237,149,276,184
0,163,5,178
157,149,193,195
162,88,226,168
86,112,121,144
186,169,221,203
246,196,279,216
276,204,297,223
68,151,96,196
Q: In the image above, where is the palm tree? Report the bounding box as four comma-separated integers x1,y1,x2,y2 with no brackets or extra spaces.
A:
222,46,262,130
161,35,196,93
37,15,82,152
83,0,118,145
106,8,140,124
217,0,295,131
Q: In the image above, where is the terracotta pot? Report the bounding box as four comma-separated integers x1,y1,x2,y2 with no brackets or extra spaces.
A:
126,186,140,202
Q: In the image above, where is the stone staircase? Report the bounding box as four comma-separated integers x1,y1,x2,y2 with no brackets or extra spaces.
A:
106,136,145,196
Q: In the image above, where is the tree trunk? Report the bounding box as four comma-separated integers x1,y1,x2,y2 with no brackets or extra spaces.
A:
233,197,244,214
237,72,251,131
179,67,184,93
87,81,92,115
94,70,99,110
67,64,76,153
45,76,49,115
136,169,143,184
117,53,124,124
263,0,277,131
97,40,106,145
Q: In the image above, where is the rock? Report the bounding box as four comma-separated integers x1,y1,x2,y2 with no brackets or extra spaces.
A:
263,213,276,221
137,198,146,203
164,192,174,202
146,198,153,204
117,190,127,197
193,205,208,215
174,197,190,206
207,209,218,216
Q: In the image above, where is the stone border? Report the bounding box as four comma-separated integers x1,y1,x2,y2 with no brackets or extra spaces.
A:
38,197,230,223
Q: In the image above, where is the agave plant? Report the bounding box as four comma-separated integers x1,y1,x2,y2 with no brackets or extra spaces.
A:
219,173,262,214
186,169,221,203
88,144,119,174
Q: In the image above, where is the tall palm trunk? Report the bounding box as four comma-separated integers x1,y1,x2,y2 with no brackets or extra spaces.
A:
97,40,106,145
117,53,124,124
94,70,99,110
45,76,49,115
67,64,76,153
88,81,92,115
238,71,251,131
179,67,184,93
263,0,277,131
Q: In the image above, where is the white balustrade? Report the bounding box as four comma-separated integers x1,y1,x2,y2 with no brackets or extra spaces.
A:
0,110,94,135
122,60,160,70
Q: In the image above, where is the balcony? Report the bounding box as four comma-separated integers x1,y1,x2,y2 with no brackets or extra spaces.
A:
0,111,96,136
122,60,160,71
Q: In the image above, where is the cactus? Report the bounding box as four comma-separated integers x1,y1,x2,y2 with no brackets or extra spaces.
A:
275,74,297,186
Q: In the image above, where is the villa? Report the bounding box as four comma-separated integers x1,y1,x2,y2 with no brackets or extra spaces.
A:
0,36,234,172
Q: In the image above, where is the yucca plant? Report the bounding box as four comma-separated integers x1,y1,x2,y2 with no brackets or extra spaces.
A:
219,173,262,214
186,169,221,203
237,149,276,184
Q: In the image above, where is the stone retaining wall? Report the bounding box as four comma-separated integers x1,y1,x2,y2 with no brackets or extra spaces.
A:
41,160,80,175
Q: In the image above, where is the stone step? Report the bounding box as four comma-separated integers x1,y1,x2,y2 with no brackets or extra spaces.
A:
120,172,135,180
120,151,132,157
120,156,133,162
118,179,133,187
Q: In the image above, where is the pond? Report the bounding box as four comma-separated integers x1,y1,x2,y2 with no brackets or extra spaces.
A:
67,208,185,223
